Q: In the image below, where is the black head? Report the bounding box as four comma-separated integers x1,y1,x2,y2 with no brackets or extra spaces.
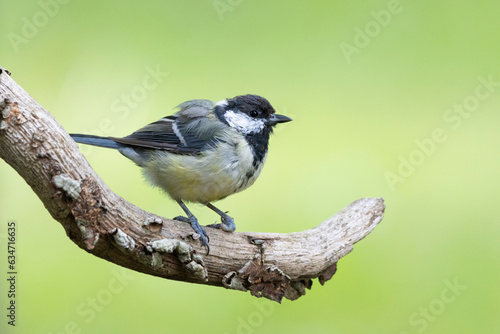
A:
226,94,275,124
215,94,292,135
214,94,292,163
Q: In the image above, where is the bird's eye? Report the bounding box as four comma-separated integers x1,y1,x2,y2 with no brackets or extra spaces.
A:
249,110,259,118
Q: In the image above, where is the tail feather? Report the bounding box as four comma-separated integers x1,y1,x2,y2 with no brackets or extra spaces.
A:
70,134,121,149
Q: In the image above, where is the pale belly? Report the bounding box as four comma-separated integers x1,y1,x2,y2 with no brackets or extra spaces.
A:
142,141,265,203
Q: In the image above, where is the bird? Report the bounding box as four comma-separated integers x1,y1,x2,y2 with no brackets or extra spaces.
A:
70,94,292,253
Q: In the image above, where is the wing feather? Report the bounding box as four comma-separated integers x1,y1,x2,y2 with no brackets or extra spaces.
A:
109,100,219,155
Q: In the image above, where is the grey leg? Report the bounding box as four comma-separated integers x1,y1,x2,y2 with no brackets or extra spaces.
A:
174,200,210,254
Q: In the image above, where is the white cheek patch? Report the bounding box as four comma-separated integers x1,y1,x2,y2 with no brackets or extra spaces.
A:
224,110,265,135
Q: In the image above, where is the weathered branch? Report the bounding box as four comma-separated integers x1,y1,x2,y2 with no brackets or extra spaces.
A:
0,67,385,302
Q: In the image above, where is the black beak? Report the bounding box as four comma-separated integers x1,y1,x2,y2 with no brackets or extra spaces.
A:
268,114,292,126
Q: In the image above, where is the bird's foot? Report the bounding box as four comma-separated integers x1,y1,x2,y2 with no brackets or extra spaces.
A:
174,215,189,223
174,215,210,254
206,215,236,232
205,203,236,232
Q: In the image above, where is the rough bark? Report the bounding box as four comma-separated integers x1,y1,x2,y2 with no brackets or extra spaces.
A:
0,67,385,302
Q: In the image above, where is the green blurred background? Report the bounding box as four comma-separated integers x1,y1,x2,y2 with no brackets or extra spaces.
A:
1,1,499,333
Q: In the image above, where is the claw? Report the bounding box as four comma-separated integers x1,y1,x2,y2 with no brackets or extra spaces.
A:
174,214,210,254
206,218,235,232
174,215,189,222
206,203,236,232
206,223,222,229
220,216,236,232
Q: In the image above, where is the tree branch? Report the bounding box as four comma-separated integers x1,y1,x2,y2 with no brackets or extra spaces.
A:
0,67,385,302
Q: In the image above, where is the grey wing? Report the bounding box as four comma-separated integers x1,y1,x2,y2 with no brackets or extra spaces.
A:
175,99,214,119
110,99,218,155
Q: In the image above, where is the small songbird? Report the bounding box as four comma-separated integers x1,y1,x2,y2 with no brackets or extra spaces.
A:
70,94,291,252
